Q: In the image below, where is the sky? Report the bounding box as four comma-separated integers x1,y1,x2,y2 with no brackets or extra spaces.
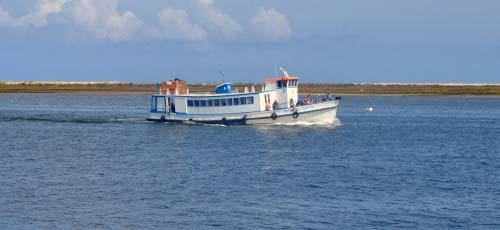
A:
1,0,499,83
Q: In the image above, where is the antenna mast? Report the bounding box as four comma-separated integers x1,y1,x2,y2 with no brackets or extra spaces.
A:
219,70,225,83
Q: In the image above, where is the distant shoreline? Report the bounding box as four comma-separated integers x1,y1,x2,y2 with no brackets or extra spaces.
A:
2,82,500,96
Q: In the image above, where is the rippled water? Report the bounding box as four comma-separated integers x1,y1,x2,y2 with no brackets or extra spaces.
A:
1,94,499,229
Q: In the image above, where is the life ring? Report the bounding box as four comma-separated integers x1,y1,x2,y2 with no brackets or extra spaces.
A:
271,113,278,120
292,111,299,119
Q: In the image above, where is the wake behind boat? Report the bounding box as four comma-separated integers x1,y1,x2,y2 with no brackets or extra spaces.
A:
147,68,341,125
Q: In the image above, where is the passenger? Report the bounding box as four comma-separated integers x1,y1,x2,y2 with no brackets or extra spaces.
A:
273,100,279,110
265,102,271,111
326,93,331,101
289,98,295,108
301,98,307,106
171,103,176,113
307,94,312,104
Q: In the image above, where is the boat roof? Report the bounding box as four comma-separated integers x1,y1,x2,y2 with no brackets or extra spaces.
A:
265,76,300,83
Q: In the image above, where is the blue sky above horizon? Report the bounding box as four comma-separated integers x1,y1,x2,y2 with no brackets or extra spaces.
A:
1,0,499,83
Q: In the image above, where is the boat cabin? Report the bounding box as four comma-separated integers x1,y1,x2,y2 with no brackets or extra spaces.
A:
150,70,300,116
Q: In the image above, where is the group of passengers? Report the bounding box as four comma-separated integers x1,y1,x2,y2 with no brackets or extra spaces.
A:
265,100,279,111
296,93,332,106
266,93,333,111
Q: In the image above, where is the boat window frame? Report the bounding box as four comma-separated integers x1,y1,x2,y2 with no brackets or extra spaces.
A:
240,97,247,105
150,96,157,112
151,96,167,112
185,95,256,108
277,80,283,89
156,96,166,112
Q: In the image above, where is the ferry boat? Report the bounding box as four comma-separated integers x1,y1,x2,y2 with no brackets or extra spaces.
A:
147,68,341,125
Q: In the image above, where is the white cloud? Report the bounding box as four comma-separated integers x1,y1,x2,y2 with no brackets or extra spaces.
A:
71,0,97,25
193,0,243,40
0,0,67,28
251,8,292,41
0,7,13,25
150,7,206,41
20,0,67,27
2,0,292,43
69,0,143,41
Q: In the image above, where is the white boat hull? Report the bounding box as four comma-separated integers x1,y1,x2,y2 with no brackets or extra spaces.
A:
147,100,340,125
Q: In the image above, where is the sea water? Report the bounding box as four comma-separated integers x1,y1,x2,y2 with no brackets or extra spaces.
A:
1,94,499,229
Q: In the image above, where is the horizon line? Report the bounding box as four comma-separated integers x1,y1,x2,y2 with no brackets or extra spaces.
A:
2,80,500,86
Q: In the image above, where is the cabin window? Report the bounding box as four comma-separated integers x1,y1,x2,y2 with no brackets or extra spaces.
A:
283,80,287,88
186,97,258,106
240,97,247,105
157,97,166,112
277,80,283,88
151,96,167,111
150,97,157,112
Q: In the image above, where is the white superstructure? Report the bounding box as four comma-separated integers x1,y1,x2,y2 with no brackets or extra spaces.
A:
147,68,341,125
